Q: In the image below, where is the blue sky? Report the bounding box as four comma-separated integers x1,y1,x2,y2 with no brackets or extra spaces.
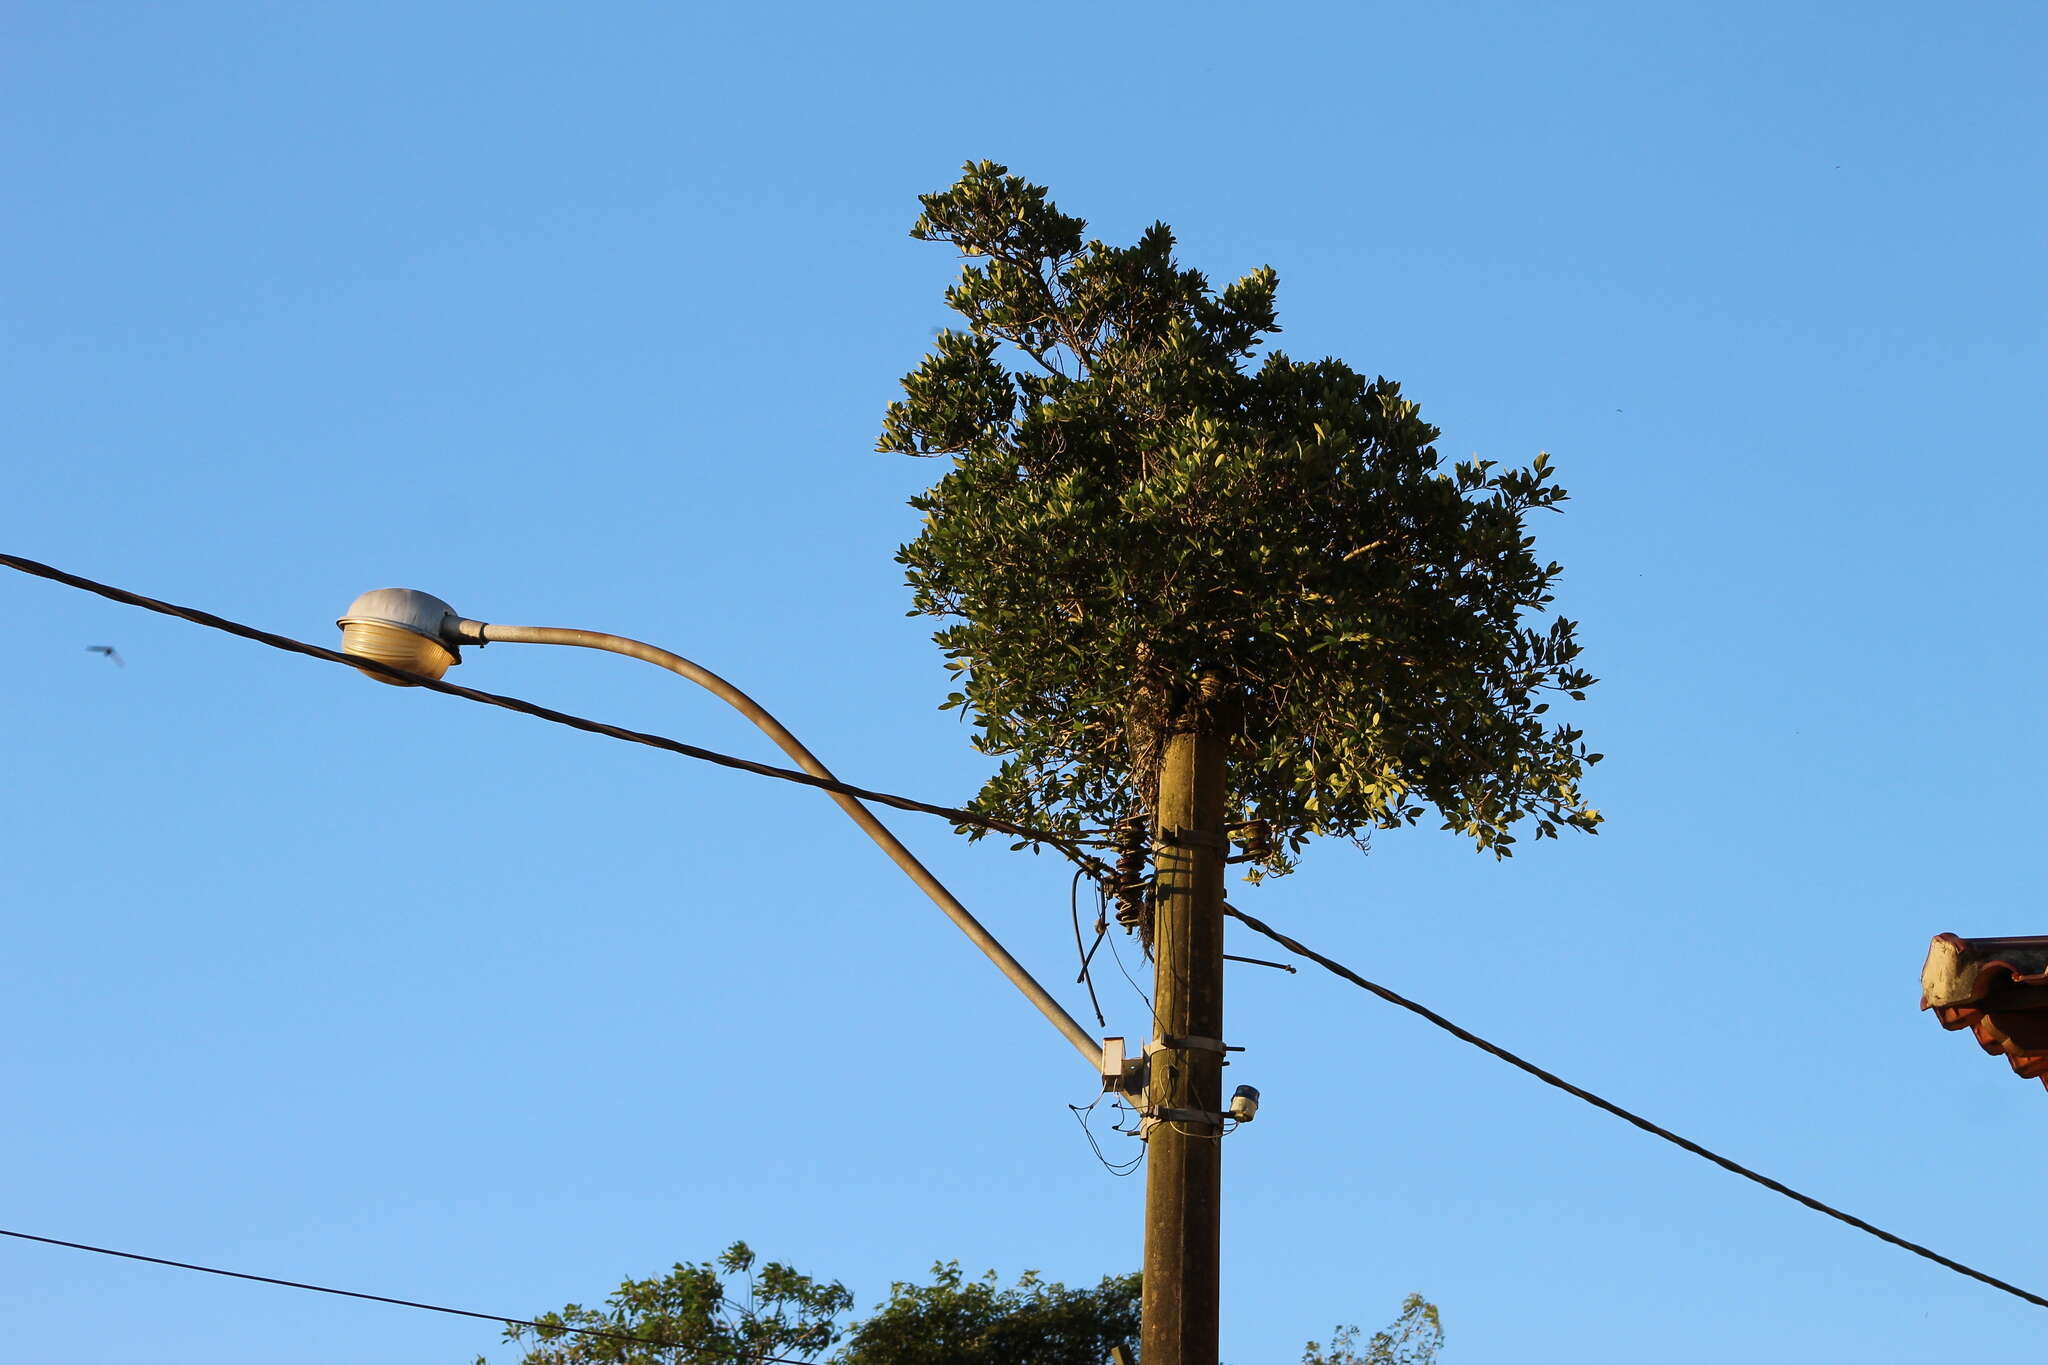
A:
3,2,2043,1361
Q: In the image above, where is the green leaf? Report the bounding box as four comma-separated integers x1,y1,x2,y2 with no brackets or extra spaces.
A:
876,165,1601,880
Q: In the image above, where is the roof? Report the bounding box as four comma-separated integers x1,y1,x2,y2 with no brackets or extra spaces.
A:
1922,933,2048,1087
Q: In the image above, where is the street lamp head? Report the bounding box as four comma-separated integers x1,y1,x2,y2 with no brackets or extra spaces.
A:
337,588,464,685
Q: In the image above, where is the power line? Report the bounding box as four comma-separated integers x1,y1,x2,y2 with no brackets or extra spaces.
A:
11,551,2043,1314
1221,902,2048,1313
0,552,1109,871
0,1226,825,1362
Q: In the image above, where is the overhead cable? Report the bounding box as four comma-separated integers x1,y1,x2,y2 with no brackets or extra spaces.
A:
13,552,2043,1314
0,1226,823,1362
1221,902,2048,1312
0,552,1108,869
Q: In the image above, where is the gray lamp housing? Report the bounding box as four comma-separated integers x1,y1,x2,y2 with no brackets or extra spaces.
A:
337,588,468,685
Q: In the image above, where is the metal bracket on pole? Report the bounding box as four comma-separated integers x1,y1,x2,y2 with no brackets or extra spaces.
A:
1142,1033,1231,1058
1142,1106,1224,1134
1132,1033,1240,1138
1105,1036,1250,1137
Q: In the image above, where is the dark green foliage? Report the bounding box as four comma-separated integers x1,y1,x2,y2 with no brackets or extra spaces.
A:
482,1242,851,1365
479,1254,1132,1365
1302,1294,1444,1365
480,1246,1435,1365
881,163,1600,875
835,1263,1139,1365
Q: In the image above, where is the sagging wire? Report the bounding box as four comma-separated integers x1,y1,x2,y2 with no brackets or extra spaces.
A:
0,1226,822,1362
20,556,2048,1316
1164,1118,1239,1141
1069,867,1108,1029
1221,900,2048,1315
1103,891,1155,1024
0,552,1120,874
1068,1091,1145,1178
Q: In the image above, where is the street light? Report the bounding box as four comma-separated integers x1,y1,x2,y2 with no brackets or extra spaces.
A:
337,588,1122,1080
337,588,465,683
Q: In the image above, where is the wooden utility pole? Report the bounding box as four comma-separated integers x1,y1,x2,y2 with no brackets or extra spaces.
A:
1141,687,1234,1365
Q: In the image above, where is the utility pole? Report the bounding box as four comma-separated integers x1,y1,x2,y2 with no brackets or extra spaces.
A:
1141,683,1234,1365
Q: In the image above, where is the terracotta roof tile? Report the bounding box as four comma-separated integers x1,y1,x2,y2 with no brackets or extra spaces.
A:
1922,933,2048,1087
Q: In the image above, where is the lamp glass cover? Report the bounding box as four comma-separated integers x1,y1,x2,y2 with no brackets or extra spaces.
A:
340,620,456,686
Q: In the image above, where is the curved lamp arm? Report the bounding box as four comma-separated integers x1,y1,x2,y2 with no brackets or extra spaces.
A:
463,620,1106,1071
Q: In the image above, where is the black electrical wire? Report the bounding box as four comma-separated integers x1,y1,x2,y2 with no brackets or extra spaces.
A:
1070,867,1108,1028
1103,897,1155,1023
12,552,2047,1314
1220,902,2048,1313
0,552,1110,871
1068,1096,1145,1178
0,1227,826,1362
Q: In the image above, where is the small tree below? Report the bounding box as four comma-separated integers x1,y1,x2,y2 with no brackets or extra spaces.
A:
836,1262,1139,1365
482,1242,850,1365
1303,1293,1444,1365
479,1248,1436,1364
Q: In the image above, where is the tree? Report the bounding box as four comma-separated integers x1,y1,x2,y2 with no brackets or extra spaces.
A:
836,1262,1139,1365
478,1247,1433,1365
481,1242,851,1365
1302,1294,1444,1365
879,162,1599,884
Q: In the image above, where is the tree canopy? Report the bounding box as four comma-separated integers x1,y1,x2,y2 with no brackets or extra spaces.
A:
478,1245,1434,1365
1302,1294,1444,1365
837,1262,1138,1365
880,162,1600,877
481,1242,850,1365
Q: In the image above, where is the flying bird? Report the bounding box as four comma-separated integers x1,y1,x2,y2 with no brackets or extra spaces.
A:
86,645,123,667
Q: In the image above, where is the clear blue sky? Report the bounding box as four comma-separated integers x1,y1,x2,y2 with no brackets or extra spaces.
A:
4,3,2043,1361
